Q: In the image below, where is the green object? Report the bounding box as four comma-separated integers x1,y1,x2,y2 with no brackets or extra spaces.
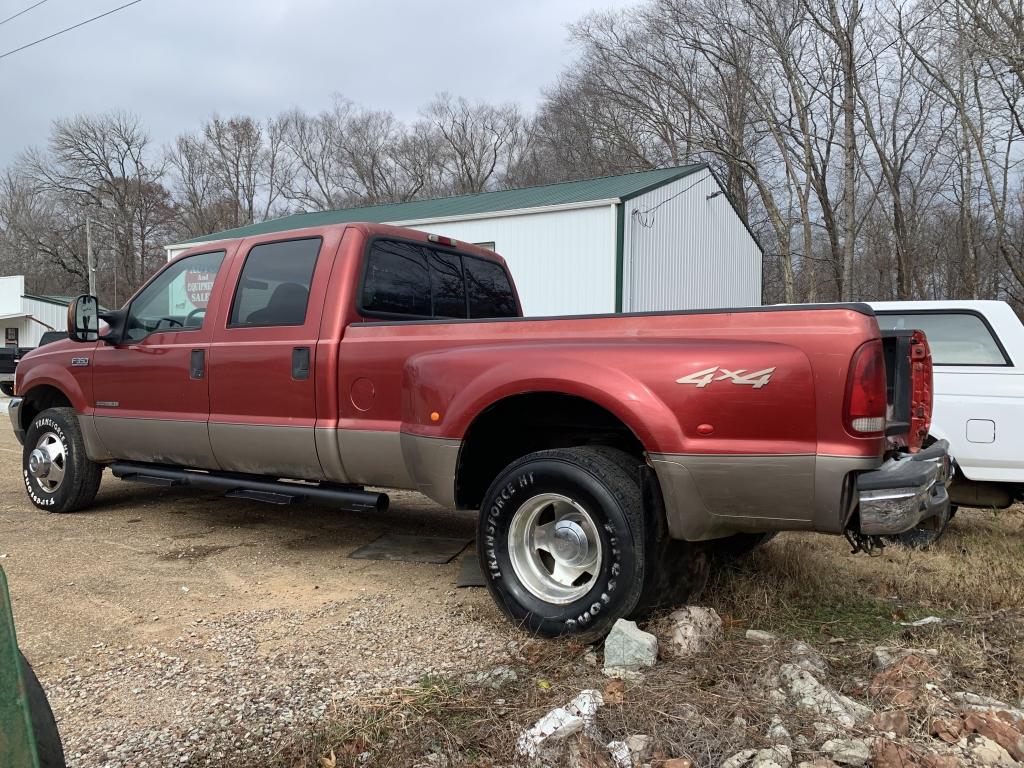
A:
177,164,707,246
0,567,40,768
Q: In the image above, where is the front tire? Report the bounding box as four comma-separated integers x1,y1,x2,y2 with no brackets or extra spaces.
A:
477,447,648,641
22,407,102,513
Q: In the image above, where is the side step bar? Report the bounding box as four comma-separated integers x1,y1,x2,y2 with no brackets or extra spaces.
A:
109,462,388,513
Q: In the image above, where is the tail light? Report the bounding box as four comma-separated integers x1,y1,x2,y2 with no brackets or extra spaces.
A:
908,330,933,451
845,339,887,436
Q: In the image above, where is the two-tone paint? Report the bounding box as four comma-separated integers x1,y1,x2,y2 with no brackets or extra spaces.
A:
14,222,894,541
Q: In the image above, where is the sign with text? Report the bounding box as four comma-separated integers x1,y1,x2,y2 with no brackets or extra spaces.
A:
184,271,215,309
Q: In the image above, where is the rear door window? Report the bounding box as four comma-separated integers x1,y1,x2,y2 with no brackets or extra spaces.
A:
876,312,1010,365
229,238,322,327
465,257,517,319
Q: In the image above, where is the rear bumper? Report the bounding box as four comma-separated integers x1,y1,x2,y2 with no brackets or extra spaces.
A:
857,440,952,535
7,397,24,445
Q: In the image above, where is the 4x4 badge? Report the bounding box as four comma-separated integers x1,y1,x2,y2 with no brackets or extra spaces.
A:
676,366,776,389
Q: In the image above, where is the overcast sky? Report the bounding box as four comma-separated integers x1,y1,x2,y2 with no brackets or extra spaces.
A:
0,0,640,168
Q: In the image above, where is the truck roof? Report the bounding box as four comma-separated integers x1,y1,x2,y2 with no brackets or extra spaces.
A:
173,221,511,269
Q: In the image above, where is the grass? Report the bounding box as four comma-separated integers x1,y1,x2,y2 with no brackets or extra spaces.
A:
268,506,1024,768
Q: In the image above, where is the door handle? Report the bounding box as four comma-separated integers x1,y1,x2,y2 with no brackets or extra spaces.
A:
190,349,205,380
292,347,310,380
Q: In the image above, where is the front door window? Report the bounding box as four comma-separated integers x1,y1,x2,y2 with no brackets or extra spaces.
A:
124,251,225,342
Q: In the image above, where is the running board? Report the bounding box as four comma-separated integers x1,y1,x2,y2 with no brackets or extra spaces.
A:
109,462,388,513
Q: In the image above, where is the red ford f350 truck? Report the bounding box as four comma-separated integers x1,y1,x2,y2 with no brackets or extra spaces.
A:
9,223,949,638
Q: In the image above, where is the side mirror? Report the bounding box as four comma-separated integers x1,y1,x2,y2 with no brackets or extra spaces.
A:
67,295,100,343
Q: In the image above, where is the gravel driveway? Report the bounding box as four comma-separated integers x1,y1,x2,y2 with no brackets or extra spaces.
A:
0,417,515,766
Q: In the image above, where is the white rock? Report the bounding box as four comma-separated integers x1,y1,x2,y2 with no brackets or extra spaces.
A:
626,734,654,762
820,739,871,766
752,745,793,768
779,665,871,728
720,749,757,768
606,740,632,768
604,619,659,671
789,641,828,675
747,629,779,644
967,734,1017,767
950,692,1024,720
565,689,603,740
669,607,723,656
767,716,793,747
871,646,938,670
602,665,646,681
515,707,585,757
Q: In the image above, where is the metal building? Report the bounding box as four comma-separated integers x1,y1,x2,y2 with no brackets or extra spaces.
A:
165,165,762,316
0,275,71,348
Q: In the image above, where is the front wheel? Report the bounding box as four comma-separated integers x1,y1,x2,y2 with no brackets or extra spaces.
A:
22,407,102,513
477,447,649,641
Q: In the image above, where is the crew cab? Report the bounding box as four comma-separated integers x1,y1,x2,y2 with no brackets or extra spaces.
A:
8,223,950,638
872,300,1024,520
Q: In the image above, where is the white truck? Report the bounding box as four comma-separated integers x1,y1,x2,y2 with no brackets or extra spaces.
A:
870,300,1024,543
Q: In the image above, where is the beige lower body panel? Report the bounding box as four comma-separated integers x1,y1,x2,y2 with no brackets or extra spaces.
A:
78,414,113,462
400,433,460,508
650,452,880,541
93,416,220,469
209,423,323,480
325,428,459,507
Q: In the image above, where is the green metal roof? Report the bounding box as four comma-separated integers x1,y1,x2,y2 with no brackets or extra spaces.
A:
23,294,73,307
179,164,707,245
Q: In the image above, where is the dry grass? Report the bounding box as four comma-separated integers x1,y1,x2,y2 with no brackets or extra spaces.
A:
271,506,1024,768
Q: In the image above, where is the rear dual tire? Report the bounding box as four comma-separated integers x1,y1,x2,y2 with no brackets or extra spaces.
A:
477,447,707,641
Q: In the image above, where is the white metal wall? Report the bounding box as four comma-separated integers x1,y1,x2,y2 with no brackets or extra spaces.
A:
403,204,617,316
622,173,762,312
19,297,68,346
0,275,24,314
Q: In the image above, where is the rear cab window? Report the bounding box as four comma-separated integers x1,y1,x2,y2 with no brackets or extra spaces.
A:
360,238,518,321
875,312,1010,366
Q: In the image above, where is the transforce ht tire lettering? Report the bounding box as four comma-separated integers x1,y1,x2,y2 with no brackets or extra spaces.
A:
477,447,648,641
22,407,102,514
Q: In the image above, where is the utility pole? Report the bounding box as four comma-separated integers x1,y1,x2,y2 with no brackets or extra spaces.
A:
86,217,96,295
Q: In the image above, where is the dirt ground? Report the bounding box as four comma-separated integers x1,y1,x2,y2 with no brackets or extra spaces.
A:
0,413,520,766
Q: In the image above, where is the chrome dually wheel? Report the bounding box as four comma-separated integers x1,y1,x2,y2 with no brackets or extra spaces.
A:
507,492,603,604
28,431,66,493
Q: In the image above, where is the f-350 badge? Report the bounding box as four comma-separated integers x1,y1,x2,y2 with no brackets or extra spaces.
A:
676,366,776,389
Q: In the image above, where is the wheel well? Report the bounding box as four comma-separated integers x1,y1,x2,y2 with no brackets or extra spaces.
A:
19,385,72,432
455,393,645,510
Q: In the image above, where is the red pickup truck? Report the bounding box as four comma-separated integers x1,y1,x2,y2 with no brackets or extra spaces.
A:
9,223,950,638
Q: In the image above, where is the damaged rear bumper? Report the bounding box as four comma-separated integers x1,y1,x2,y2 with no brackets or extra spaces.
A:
857,440,952,535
